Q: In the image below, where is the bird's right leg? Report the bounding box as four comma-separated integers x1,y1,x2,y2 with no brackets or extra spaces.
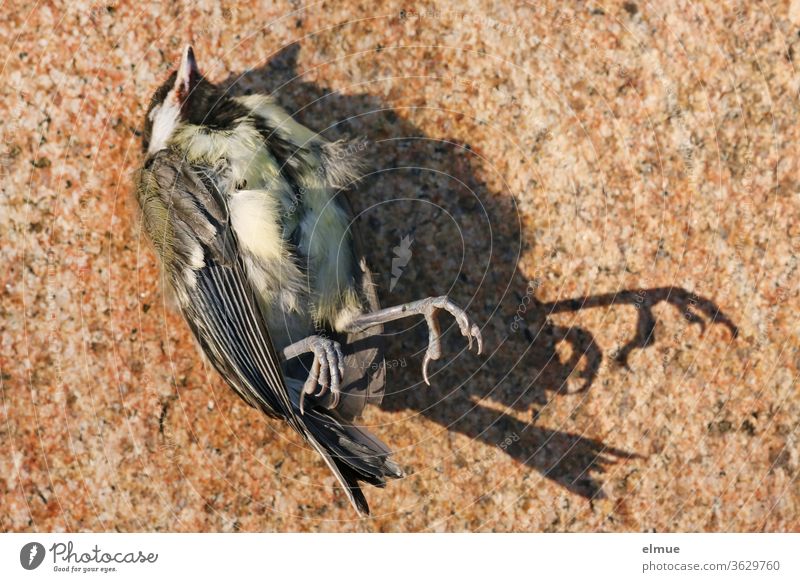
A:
343,295,483,385
282,336,345,413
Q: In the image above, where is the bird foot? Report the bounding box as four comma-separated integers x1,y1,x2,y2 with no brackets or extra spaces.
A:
417,296,483,384
344,295,483,386
283,335,345,414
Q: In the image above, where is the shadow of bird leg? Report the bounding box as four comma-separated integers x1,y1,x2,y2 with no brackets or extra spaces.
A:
615,302,657,368
543,286,738,371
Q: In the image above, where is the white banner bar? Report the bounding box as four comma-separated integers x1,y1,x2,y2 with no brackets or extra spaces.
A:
2,533,798,581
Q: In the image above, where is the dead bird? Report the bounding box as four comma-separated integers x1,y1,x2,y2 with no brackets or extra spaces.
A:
135,46,483,515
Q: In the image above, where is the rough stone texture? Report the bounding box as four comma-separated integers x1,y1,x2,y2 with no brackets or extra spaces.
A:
1,0,798,532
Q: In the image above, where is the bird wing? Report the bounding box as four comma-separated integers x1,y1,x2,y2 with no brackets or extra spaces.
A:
136,150,301,430
136,150,401,514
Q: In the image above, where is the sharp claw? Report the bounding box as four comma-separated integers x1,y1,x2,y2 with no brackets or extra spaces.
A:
422,352,432,385
473,325,483,355
299,391,306,415
329,389,340,409
316,361,330,398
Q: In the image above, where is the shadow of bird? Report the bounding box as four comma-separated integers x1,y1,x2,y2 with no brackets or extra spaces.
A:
216,43,737,500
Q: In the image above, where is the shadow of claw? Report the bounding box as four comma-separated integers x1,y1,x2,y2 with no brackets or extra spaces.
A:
663,288,739,339
550,324,602,393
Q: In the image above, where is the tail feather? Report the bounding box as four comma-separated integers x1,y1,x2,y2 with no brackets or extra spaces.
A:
301,405,403,515
305,435,372,516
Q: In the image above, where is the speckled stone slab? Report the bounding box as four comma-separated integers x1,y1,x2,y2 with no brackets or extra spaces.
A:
1,0,798,531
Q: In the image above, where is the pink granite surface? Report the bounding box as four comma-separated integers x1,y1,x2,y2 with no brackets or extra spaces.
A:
1,0,798,531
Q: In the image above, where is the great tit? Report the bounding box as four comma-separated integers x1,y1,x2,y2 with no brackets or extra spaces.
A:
135,46,483,515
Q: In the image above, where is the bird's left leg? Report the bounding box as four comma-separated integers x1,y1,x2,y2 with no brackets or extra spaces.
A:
282,336,345,413
343,296,483,385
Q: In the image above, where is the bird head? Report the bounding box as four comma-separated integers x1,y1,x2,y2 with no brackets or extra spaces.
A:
142,45,240,155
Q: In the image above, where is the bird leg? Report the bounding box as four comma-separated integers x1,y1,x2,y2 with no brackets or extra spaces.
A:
344,295,483,385
282,336,345,414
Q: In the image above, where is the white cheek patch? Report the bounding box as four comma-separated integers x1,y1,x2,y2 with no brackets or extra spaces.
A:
148,93,181,155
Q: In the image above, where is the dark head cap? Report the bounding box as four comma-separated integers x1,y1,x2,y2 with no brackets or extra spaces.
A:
141,46,244,154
